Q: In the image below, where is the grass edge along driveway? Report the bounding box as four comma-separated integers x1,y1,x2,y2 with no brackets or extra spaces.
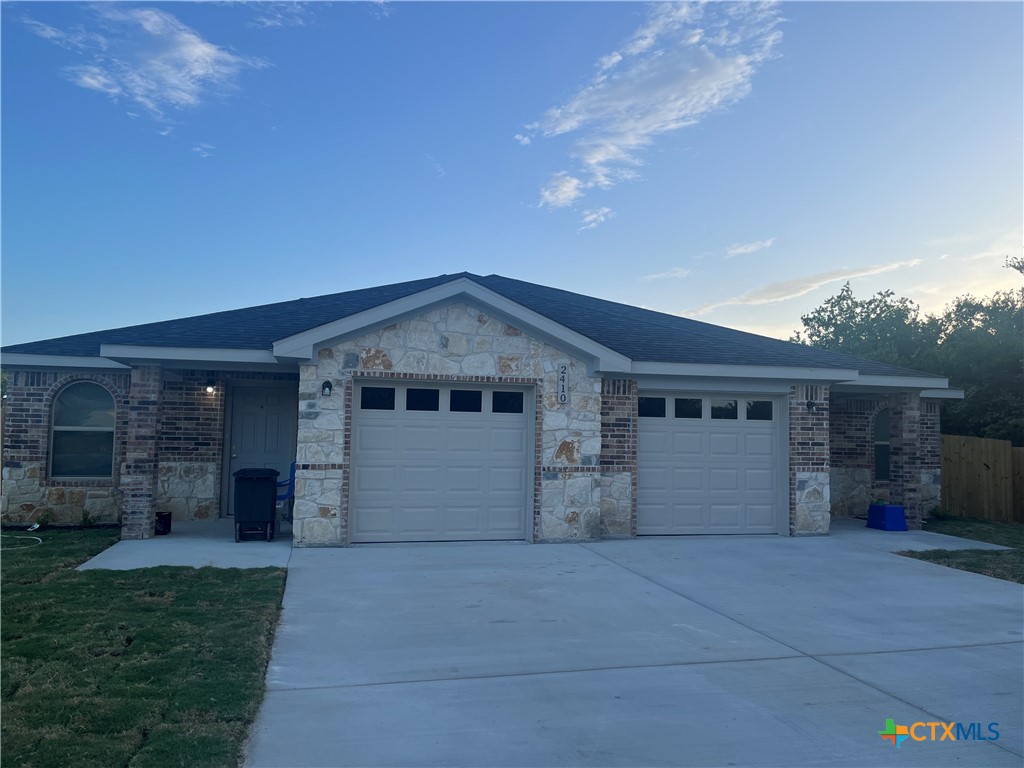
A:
900,517,1024,583
1,528,286,768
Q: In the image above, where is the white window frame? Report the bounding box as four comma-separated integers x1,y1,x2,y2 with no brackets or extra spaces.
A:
50,382,116,480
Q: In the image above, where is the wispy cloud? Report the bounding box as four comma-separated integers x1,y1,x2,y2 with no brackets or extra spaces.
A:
688,260,923,316
642,267,691,281
367,1,394,21
249,2,314,29
525,2,782,210
578,207,613,231
192,143,215,158
725,237,776,257
425,154,446,178
22,16,108,52
513,133,532,146
540,172,584,208
25,8,265,122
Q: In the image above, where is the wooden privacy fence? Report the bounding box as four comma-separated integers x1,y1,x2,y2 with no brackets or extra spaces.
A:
941,435,1023,523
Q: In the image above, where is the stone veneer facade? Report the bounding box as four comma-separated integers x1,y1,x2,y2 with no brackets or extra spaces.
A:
292,302,607,546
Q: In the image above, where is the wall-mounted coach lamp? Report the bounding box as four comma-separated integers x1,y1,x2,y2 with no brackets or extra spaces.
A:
806,400,817,413
205,380,216,394
321,380,333,397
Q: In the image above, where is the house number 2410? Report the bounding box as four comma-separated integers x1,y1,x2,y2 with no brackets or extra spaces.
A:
557,365,568,404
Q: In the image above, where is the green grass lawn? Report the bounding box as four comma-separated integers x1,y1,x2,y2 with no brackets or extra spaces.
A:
900,517,1024,584
1,528,286,768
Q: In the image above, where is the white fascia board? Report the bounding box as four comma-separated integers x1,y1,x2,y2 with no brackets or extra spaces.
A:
633,375,792,394
1,353,130,370
834,374,950,390
100,345,279,365
921,388,965,400
629,361,859,381
272,277,632,372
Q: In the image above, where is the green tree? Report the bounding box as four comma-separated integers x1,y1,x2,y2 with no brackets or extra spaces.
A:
794,283,1024,446
927,290,1024,444
792,282,936,369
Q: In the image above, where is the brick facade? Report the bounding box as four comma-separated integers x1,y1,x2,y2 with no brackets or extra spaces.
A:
120,366,162,539
829,394,941,527
599,379,638,538
1,370,130,526
1,311,943,541
788,384,831,535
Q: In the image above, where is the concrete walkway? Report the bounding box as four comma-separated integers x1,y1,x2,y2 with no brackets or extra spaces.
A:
77,519,293,570
244,529,1023,767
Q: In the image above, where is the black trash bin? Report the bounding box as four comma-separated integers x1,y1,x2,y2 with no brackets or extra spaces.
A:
154,511,172,536
233,468,280,542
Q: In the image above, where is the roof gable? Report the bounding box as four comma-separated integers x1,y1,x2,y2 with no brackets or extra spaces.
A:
1,271,945,384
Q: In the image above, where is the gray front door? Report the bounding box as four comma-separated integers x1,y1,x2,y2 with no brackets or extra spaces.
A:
225,385,298,518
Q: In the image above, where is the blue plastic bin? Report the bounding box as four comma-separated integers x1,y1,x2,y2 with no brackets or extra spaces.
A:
866,504,907,531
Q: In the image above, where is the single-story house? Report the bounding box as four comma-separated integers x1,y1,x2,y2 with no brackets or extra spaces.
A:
0,272,960,544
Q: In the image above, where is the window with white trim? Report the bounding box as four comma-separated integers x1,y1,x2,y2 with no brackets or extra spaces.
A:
51,382,116,478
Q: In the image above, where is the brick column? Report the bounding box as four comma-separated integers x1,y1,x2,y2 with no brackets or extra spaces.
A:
599,378,637,538
120,366,162,539
789,384,830,535
919,400,942,517
890,392,923,528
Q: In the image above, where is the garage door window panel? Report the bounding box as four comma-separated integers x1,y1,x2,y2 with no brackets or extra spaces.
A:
492,391,524,414
361,387,396,411
674,398,702,419
746,400,773,421
406,388,440,412
711,399,738,420
450,390,483,413
639,397,666,418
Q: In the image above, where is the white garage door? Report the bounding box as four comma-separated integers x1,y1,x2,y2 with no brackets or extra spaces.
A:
351,382,530,543
637,393,782,535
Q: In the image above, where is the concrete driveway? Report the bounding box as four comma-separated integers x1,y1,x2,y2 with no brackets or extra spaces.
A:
245,526,1023,767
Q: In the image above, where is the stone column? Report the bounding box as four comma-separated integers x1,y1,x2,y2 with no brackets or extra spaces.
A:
890,392,923,528
789,384,831,535
292,361,346,547
120,366,162,539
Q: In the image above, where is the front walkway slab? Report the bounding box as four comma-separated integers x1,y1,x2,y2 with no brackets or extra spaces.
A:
829,516,1012,552
245,535,1023,767
78,519,293,570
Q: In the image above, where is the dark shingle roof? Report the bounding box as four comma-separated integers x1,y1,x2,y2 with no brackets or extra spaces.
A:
2,272,941,380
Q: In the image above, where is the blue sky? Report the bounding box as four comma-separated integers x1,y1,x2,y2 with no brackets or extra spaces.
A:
2,1,1021,347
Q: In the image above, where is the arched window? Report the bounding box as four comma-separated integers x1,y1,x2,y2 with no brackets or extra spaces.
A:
874,408,890,481
51,382,115,478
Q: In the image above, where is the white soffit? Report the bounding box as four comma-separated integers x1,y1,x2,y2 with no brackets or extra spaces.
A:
0,353,130,370
630,361,860,381
99,345,279,365
271,278,632,372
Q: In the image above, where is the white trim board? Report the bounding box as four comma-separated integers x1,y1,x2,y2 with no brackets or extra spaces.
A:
270,278,632,373
0,353,130,370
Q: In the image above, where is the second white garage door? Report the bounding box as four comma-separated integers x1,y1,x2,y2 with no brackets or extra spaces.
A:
637,393,783,535
351,381,530,543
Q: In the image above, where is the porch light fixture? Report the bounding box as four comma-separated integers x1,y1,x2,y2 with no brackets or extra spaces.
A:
806,400,817,412
321,380,333,397
205,380,216,394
